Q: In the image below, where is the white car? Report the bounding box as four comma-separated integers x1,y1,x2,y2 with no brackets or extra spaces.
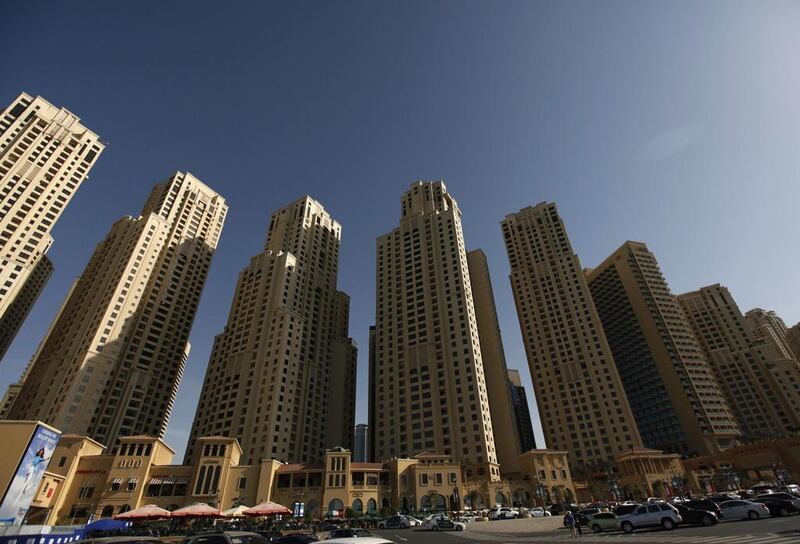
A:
377,515,411,529
617,502,682,533
404,515,422,527
488,507,519,520
326,539,396,544
422,515,466,531
529,507,552,517
719,500,771,520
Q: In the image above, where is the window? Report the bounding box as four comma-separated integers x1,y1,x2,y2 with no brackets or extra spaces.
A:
237,477,247,490
58,456,67,467
435,473,443,485
647,505,660,513
420,474,429,485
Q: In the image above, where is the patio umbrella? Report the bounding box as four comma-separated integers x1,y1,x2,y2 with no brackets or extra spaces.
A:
243,501,291,516
222,505,251,518
114,504,171,520
170,502,222,518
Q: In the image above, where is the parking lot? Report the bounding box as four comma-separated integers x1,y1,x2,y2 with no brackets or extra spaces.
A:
369,514,800,543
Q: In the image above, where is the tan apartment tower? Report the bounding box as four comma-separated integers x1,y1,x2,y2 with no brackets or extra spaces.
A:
586,242,739,456
745,308,794,361
8,172,227,447
501,202,642,470
466,249,523,474
185,196,356,465
0,93,104,359
678,284,800,439
371,181,500,480
787,324,800,360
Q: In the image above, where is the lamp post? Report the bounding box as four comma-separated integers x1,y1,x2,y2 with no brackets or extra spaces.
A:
535,483,547,507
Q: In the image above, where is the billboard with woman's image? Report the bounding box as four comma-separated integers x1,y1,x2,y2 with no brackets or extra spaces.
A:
0,425,60,525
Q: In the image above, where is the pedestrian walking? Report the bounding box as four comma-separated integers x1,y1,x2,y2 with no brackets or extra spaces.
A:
564,511,578,538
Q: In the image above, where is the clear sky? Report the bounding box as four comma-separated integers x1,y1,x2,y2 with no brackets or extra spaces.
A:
2,0,799,461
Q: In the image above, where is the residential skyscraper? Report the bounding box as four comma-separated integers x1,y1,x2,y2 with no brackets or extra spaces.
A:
587,242,739,456
502,202,642,470
367,325,377,463
745,308,794,361
0,93,104,354
0,255,52,362
787,324,800,360
353,424,368,463
8,172,226,446
186,196,354,465
466,249,522,474
507,369,537,454
372,181,500,480
678,284,800,439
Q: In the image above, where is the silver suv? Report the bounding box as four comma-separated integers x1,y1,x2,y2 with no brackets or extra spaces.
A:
617,502,682,533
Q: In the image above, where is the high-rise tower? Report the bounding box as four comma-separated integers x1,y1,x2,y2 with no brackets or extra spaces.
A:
466,249,522,474
8,172,226,446
587,243,740,456
0,93,104,357
679,285,800,438
372,181,500,479
185,196,355,465
507,369,537,454
501,202,642,470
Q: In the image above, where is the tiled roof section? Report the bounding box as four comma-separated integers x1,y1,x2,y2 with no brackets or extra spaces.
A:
350,463,384,470
276,463,323,472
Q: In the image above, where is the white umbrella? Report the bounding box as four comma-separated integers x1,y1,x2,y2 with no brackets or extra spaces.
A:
222,505,250,518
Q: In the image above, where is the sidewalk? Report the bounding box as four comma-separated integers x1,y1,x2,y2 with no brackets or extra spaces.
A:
465,516,566,535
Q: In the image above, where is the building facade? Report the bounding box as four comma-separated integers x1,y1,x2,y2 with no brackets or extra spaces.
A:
371,182,499,480
7,172,227,447
678,284,800,439
186,197,355,466
501,202,642,470
4,421,575,526
353,424,368,463
466,249,522,474
745,308,794,361
0,93,104,355
787,324,800,360
587,242,739,456
0,255,53,362
507,369,537,454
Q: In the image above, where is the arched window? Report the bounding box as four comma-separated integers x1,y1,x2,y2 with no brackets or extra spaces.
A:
434,494,446,511
328,499,344,515
495,492,506,506
211,465,221,493
100,505,114,518
352,499,362,512
367,499,377,512
306,500,319,517
202,466,213,495
420,496,431,511
195,466,207,495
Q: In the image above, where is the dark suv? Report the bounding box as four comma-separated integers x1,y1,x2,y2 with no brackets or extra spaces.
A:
684,499,721,517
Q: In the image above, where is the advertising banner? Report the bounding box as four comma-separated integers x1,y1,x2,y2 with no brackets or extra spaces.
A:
0,425,61,525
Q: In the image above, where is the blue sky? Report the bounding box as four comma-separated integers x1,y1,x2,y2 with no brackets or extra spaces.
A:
2,0,799,461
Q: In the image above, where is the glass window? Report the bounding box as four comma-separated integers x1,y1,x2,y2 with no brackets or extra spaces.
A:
647,505,660,513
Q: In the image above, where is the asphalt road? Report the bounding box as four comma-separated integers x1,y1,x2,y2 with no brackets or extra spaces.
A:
370,515,800,543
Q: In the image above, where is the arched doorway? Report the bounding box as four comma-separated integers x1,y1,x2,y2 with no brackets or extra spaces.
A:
420,495,431,511
367,499,377,513
352,498,363,513
328,498,344,517
100,505,114,518
434,494,447,512
495,492,506,506
306,499,319,518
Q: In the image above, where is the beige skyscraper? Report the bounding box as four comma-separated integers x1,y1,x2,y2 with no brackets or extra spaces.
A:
186,196,355,465
466,249,522,474
372,181,500,480
0,255,52,361
0,93,104,355
745,308,794,360
502,202,642,470
8,172,226,447
787,324,800,360
678,284,800,439
587,243,739,456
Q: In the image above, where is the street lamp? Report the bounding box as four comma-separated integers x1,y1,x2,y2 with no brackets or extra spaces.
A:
535,483,547,507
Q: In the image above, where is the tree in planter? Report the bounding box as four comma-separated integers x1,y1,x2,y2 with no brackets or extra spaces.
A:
651,481,664,498
551,485,565,505
344,507,355,519
564,488,575,505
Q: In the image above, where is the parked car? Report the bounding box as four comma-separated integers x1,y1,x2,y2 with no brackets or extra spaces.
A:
613,503,640,516
684,499,722,518
377,516,411,529
327,529,373,539
755,497,800,517
529,507,551,517
781,484,800,495
718,500,770,520
674,504,719,526
422,515,465,531
273,537,318,544
82,539,165,544
324,539,395,544
488,507,519,520
750,485,775,495
182,533,270,544
758,492,800,508
588,512,618,533
617,503,682,533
